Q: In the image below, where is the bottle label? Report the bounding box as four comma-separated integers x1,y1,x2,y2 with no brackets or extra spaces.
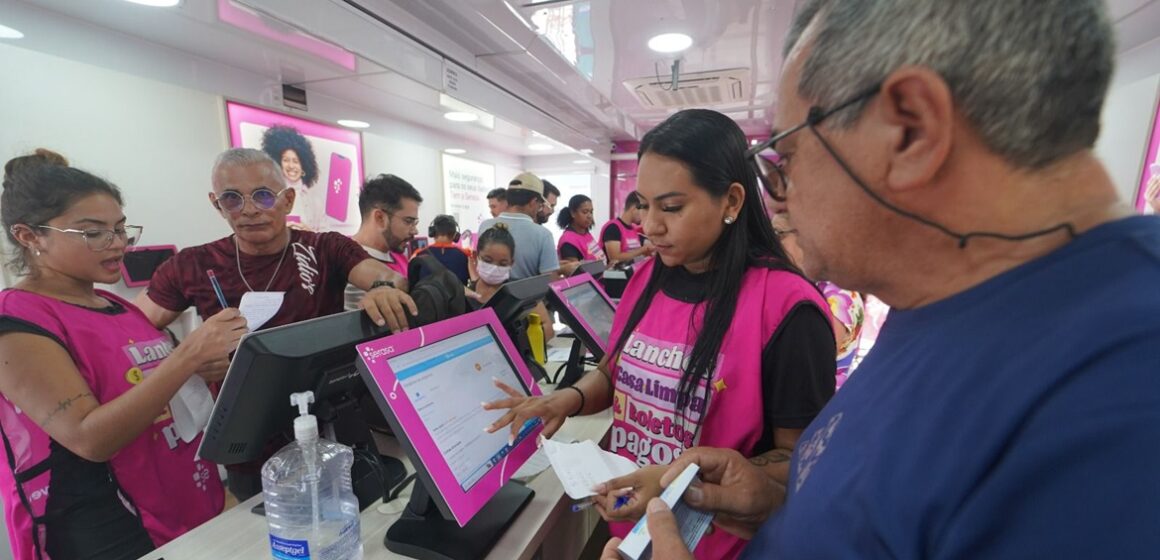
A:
270,535,310,559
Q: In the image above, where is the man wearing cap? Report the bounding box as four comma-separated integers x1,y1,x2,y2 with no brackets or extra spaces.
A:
478,172,560,280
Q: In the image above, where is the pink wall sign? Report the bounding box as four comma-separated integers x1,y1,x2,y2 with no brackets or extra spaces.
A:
225,100,365,234
1136,92,1160,215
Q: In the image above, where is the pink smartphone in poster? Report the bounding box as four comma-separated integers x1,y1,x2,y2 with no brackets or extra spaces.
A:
326,152,352,222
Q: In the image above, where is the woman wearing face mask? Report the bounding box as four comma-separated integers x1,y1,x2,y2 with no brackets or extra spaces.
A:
557,194,606,265
469,223,554,342
483,110,837,559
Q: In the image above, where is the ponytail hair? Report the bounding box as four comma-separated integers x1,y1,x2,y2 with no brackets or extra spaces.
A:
556,194,592,231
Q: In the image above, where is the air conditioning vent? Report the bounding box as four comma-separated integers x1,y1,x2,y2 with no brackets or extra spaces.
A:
623,68,750,109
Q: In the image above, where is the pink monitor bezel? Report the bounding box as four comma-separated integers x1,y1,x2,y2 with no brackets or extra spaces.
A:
355,308,544,527
120,245,177,288
548,273,617,354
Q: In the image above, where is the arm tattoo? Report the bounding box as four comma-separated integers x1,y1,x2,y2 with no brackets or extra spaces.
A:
40,392,94,426
749,449,792,467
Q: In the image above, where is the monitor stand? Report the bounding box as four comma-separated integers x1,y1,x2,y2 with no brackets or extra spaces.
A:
385,478,534,560
250,392,406,516
557,337,588,388
316,393,407,510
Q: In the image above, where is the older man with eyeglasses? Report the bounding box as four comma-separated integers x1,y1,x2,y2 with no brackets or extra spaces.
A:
132,148,416,499
603,1,1160,559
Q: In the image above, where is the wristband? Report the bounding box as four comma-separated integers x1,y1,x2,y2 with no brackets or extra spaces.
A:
564,386,585,417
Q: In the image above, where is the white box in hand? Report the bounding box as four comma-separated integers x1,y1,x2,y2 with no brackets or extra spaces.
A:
617,463,713,560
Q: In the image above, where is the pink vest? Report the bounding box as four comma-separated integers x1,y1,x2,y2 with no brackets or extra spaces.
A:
599,219,642,262
0,290,223,559
605,259,827,560
558,229,606,261
386,250,409,279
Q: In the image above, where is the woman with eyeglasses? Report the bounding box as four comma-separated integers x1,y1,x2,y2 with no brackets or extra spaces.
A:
0,150,248,560
484,110,837,559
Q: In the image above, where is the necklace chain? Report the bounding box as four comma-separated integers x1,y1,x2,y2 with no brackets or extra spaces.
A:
234,234,290,293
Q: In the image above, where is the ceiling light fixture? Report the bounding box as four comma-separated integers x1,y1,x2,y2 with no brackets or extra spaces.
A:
579,149,594,154
444,111,479,123
0,24,24,39
647,32,693,53
444,148,467,155
528,143,554,151
336,119,370,129
572,159,589,164
124,0,181,6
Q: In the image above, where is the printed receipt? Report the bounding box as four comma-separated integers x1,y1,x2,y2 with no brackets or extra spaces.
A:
541,436,638,499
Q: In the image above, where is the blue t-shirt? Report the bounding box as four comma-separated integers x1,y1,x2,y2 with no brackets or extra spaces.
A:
478,213,559,280
744,216,1160,559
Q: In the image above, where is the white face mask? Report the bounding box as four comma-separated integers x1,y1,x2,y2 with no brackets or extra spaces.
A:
477,260,511,285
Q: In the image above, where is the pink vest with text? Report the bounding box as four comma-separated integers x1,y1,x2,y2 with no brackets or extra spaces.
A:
558,229,606,261
0,290,223,560
605,258,827,560
599,220,642,263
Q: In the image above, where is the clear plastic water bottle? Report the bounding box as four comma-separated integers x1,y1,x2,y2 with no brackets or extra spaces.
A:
262,391,363,560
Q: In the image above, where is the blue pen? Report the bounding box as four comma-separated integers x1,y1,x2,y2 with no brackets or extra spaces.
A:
571,493,632,513
207,270,229,309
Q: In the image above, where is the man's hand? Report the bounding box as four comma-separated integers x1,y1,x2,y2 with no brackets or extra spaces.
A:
599,498,694,560
662,447,785,539
359,286,417,333
193,357,231,384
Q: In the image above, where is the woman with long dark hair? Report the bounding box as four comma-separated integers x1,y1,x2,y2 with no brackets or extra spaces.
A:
484,109,836,558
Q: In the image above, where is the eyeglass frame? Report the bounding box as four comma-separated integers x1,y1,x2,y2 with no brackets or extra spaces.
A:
746,83,883,202
32,224,144,251
745,81,1076,248
211,187,289,214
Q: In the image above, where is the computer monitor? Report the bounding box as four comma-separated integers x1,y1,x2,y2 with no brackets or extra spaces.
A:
197,310,405,509
356,308,541,559
572,259,606,279
547,273,616,360
485,274,552,381
120,245,176,287
409,236,429,255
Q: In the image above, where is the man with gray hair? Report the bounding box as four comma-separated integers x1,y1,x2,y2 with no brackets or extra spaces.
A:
603,1,1160,558
134,148,416,499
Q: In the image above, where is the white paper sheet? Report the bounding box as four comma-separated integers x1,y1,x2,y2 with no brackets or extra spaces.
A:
541,436,638,499
169,375,215,443
239,291,284,332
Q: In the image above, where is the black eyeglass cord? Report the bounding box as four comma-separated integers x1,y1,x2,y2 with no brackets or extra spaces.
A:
808,125,1077,249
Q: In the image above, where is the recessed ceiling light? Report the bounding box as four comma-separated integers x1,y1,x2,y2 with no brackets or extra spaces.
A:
0,24,24,39
648,32,693,53
572,159,589,164
124,0,181,6
579,149,594,154
337,119,370,129
444,111,479,123
528,143,554,151
444,148,467,155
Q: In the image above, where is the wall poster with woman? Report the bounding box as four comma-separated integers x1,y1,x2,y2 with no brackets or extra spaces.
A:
225,100,365,234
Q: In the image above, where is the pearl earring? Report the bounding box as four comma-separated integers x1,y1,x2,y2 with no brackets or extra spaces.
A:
34,249,41,256
724,216,735,225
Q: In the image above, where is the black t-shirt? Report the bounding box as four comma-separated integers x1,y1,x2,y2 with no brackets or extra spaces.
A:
659,265,836,454
558,243,585,261
0,308,157,559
